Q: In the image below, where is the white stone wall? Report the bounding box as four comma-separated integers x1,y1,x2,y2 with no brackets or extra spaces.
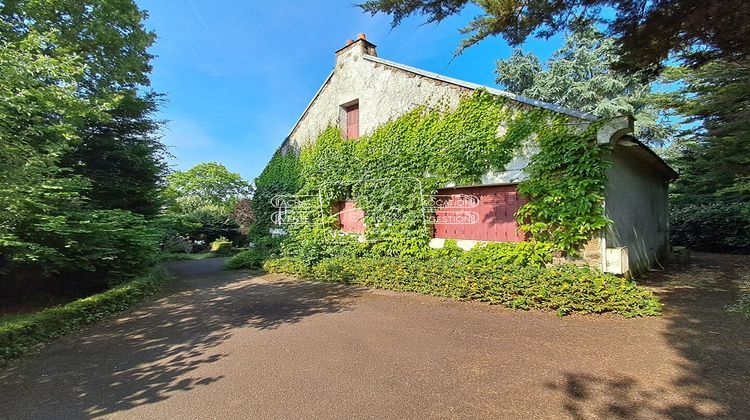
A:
286,41,470,149
604,144,671,276
284,40,551,185
275,39,674,275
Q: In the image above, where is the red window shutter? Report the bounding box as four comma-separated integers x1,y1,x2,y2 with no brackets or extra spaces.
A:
433,185,527,242
335,200,365,233
346,103,359,139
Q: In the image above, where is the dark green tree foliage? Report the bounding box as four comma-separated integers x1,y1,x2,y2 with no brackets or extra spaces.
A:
164,162,253,212
0,32,92,267
660,60,750,252
664,60,750,205
162,163,253,244
496,26,673,144
0,1,165,297
0,0,155,91
0,33,160,297
0,0,167,215
62,92,166,215
360,0,750,77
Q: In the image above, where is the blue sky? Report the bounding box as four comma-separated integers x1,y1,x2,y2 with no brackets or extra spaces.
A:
138,1,565,182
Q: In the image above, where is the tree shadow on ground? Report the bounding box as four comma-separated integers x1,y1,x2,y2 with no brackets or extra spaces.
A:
546,253,750,419
0,258,361,418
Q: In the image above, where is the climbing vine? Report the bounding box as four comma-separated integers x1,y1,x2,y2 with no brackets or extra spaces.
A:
251,90,609,258
249,150,301,238
516,117,611,254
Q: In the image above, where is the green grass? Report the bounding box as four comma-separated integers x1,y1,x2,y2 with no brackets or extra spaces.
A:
0,268,174,363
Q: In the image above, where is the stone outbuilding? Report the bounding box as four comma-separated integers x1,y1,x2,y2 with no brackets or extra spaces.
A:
271,34,678,276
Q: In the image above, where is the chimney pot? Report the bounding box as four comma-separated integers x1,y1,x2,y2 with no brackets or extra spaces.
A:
357,33,366,40
346,39,354,45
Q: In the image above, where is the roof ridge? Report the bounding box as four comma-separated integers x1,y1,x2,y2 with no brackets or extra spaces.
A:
363,54,598,121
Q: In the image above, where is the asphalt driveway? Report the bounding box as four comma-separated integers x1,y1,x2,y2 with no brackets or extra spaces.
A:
1,254,748,419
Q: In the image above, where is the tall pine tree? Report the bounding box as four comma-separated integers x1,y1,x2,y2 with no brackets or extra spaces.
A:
0,0,167,215
495,27,673,145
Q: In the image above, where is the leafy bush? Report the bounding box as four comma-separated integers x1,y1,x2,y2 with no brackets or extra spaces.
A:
51,210,161,285
726,294,750,318
189,205,243,242
671,202,750,252
210,236,234,256
160,235,193,253
224,250,266,270
462,241,554,267
262,257,311,278
280,225,369,266
264,255,661,317
250,236,285,253
0,268,173,362
429,240,553,268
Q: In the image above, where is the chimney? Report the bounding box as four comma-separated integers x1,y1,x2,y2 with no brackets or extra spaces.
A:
335,33,378,59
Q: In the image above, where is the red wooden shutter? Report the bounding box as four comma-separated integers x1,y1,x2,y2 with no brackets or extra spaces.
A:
346,103,359,139
433,185,527,242
335,200,365,233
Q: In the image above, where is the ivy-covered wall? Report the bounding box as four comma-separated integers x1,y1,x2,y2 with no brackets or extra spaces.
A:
253,90,610,258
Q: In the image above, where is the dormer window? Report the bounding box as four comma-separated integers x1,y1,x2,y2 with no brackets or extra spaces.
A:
344,101,359,139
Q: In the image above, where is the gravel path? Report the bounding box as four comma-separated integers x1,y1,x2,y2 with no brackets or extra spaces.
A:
1,254,748,419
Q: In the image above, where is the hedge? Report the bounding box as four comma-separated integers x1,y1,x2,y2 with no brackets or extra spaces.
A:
0,268,173,362
671,202,750,252
263,255,661,318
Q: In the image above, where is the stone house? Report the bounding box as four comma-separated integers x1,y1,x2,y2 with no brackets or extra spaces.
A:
270,34,677,276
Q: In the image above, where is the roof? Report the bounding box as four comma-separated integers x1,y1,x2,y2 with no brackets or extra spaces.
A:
279,70,334,151
275,50,677,183
278,52,599,152
623,135,679,181
363,55,599,121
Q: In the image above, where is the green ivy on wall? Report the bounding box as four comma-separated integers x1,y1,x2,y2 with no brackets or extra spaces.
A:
517,116,611,254
249,150,301,238
251,90,609,257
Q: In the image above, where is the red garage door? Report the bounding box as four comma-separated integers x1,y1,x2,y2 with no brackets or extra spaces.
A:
433,185,528,242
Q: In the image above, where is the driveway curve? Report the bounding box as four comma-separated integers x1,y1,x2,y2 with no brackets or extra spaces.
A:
1,255,748,419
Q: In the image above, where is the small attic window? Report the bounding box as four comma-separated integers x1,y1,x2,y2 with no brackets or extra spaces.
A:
344,101,359,139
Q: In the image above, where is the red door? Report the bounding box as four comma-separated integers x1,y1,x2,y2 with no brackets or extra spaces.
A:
433,185,527,242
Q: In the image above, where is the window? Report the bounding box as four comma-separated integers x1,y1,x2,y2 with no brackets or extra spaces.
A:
345,102,359,139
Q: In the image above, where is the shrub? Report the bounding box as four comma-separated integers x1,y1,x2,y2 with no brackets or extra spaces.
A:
262,257,311,278
671,202,750,252
210,236,234,256
428,240,554,268
264,255,661,317
160,234,194,253
726,294,750,318
280,225,369,266
0,268,173,362
250,236,284,253
44,209,162,288
224,250,266,270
